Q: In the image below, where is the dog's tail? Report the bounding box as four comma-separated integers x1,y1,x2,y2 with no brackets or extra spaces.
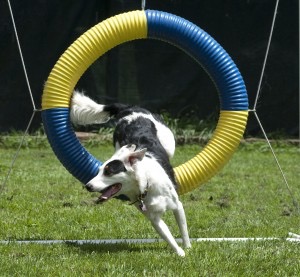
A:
70,90,129,125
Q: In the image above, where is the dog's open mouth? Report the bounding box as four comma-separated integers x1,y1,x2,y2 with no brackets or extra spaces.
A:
97,183,122,203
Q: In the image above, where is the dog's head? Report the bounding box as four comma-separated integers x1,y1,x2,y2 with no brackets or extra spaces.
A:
85,144,147,203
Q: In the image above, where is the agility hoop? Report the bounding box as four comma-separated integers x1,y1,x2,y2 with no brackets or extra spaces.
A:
41,10,248,195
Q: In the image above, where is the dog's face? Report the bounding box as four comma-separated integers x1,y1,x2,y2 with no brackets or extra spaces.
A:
85,144,147,202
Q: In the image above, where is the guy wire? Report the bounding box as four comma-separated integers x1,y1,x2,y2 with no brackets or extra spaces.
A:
1,0,39,192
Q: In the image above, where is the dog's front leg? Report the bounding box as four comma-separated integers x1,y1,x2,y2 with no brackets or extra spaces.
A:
173,201,191,249
145,212,185,257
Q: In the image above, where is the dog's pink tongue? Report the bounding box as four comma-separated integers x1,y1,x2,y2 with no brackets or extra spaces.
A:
98,183,122,202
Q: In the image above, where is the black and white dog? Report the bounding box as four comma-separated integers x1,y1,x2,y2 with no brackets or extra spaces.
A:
70,91,191,256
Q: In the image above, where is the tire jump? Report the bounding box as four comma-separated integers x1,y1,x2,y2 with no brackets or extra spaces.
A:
41,10,248,195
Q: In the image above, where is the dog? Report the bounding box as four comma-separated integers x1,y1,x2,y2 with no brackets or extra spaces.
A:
70,91,191,256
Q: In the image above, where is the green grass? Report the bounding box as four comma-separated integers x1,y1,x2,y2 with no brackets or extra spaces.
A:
0,137,299,276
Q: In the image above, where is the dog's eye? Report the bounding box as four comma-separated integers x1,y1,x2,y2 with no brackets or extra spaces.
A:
103,166,112,176
103,160,126,177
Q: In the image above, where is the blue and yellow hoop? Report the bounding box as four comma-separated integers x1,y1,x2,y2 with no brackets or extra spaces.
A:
42,10,248,195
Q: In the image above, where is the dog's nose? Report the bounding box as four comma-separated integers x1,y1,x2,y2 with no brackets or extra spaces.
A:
85,183,94,192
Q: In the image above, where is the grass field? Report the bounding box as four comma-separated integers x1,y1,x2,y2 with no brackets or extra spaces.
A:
0,136,299,276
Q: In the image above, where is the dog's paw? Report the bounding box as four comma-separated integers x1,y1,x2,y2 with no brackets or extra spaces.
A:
176,247,186,257
183,241,192,249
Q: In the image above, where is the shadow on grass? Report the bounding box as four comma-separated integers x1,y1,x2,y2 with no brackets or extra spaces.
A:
65,241,162,254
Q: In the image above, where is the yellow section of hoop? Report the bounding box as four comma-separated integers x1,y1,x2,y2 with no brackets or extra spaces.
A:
42,10,147,109
175,110,248,195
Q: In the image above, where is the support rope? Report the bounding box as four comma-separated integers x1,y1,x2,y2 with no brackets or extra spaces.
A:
252,111,299,212
0,111,37,193
141,0,146,10
248,0,299,212
7,0,36,111
253,0,279,110
1,0,39,192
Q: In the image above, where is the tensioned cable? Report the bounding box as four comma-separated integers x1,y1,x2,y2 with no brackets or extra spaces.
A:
253,0,279,110
249,0,299,212
7,0,36,111
0,111,36,193
253,112,299,211
1,0,39,192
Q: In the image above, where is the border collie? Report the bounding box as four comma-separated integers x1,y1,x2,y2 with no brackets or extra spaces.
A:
70,91,191,256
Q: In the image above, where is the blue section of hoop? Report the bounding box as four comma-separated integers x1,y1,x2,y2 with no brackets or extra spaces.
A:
146,10,248,110
42,108,101,184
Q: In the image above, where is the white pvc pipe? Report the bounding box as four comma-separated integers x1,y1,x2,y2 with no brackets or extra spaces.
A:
0,237,299,245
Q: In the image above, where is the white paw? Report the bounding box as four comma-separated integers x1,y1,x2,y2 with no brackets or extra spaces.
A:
176,247,186,257
184,242,192,249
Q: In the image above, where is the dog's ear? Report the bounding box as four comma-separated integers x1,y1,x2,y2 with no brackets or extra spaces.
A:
129,148,147,164
124,148,147,171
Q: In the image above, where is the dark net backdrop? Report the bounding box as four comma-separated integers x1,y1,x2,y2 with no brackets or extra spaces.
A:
0,0,298,136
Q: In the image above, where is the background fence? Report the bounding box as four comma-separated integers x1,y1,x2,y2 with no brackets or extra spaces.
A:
0,0,298,136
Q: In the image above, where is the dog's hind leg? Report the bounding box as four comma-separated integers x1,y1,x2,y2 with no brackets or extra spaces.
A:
173,201,191,249
146,212,185,256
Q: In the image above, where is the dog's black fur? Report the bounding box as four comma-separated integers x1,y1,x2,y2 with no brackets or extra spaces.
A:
104,104,178,189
